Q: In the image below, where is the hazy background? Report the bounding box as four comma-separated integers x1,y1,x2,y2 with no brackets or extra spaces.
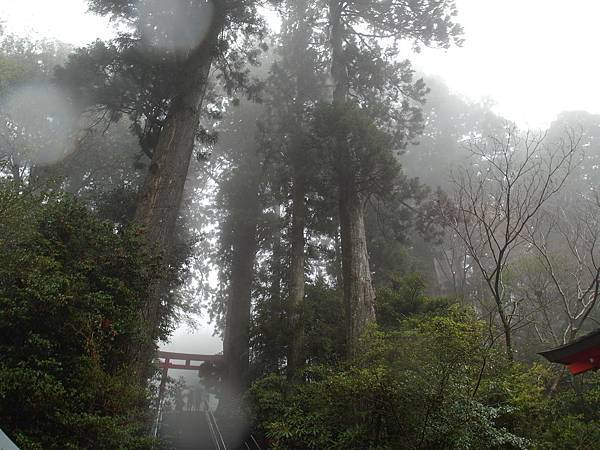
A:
2,0,598,355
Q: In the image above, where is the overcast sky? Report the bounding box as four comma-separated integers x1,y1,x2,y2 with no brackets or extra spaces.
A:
2,0,600,129
412,0,600,128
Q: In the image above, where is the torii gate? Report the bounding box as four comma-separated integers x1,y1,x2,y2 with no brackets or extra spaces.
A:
158,351,223,371
153,351,224,437
156,350,224,400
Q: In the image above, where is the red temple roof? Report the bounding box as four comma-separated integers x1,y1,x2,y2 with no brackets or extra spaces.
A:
539,329,600,375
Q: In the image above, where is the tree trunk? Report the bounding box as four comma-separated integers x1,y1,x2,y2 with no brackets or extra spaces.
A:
134,6,226,332
287,174,306,380
222,227,257,396
270,204,284,306
496,299,513,359
329,0,377,356
492,269,513,359
329,0,348,103
333,225,343,288
339,183,376,356
222,167,261,407
285,0,310,381
9,158,22,183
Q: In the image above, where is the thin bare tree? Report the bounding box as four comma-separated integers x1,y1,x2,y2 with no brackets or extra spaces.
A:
526,192,600,345
438,126,580,357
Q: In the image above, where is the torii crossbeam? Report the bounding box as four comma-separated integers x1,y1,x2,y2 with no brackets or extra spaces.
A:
157,351,223,371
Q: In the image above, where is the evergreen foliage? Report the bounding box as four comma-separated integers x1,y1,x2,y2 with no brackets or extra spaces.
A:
0,180,173,449
249,306,529,449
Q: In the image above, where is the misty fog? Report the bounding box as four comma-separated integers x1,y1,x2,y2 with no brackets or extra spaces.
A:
1,1,600,449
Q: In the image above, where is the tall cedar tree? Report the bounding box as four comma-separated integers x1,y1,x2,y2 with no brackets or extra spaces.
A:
58,0,268,360
216,100,264,408
266,0,325,380
324,0,462,355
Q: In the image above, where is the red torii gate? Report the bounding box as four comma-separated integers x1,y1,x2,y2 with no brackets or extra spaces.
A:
158,351,223,371
156,350,224,396
153,350,224,436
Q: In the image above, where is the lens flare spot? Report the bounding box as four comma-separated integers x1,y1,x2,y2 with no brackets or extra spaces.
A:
1,83,77,166
138,0,215,52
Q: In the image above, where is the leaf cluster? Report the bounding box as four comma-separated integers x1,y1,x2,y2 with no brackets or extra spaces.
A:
248,307,531,449
0,180,173,449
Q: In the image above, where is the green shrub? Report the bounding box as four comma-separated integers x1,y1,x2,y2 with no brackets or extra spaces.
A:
248,308,530,449
0,181,168,449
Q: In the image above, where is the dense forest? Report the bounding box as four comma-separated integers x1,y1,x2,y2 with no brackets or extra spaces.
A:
1,1,599,449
